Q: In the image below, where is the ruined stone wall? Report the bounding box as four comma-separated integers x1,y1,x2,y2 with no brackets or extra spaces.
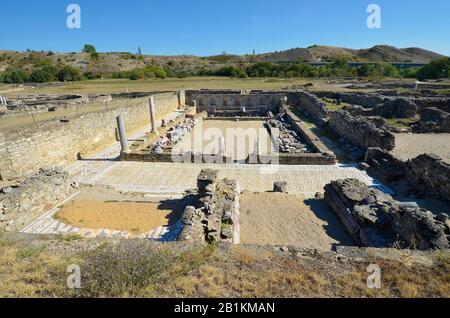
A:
188,91,284,113
0,92,181,180
287,91,329,125
314,91,386,108
413,97,450,113
179,169,239,244
324,178,449,250
415,107,450,133
407,154,450,201
0,167,73,232
328,111,395,151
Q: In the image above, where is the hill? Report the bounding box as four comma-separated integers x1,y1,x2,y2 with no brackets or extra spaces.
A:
253,45,445,63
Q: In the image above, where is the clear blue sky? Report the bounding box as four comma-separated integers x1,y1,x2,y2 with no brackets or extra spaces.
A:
1,0,449,56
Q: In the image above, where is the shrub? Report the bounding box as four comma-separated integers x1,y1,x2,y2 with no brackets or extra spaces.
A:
1,69,30,83
30,69,55,83
57,65,83,82
80,241,171,297
416,57,450,80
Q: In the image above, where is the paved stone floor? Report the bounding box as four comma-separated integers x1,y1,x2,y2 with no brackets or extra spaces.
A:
21,110,391,240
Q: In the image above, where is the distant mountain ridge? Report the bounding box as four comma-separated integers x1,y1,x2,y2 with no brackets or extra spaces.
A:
253,45,445,63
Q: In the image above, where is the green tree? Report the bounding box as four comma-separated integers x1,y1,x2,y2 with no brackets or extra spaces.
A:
82,44,97,54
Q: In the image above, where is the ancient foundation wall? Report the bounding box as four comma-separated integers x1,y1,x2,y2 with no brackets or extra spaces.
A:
407,154,450,201
314,91,386,108
0,167,73,232
187,91,285,114
0,92,181,180
328,111,395,151
287,91,329,125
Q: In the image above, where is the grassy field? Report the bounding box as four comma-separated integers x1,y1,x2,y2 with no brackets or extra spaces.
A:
0,77,358,96
0,97,148,131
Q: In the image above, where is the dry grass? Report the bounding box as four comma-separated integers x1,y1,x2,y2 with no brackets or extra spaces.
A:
0,237,448,298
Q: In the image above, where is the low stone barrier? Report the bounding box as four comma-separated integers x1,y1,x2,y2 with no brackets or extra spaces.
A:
328,110,395,151
324,178,449,250
414,107,450,133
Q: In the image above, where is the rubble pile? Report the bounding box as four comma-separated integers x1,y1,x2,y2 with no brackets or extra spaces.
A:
151,118,200,154
268,119,311,153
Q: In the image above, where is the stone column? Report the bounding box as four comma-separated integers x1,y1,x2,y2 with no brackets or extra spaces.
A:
218,137,225,155
149,96,157,133
116,114,128,153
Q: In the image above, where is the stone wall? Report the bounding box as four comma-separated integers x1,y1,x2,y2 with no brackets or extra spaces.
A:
345,98,418,119
178,169,239,244
0,167,73,232
324,178,449,250
314,91,386,108
364,147,407,182
187,90,285,114
414,107,450,133
0,92,181,180
407,154,450,200
287,91,329,125
412,97,450,113
328,110,395,151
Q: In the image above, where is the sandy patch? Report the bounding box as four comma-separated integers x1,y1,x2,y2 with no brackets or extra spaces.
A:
54,187,190,234
392,133,450,163
239,192,354,251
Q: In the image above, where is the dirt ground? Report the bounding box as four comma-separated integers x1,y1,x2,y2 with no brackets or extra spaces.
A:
392,133,450,163
54,187,189,234
239,192,354,250
173,119,274,161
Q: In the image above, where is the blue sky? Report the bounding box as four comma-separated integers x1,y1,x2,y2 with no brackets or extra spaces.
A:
1,0,449,56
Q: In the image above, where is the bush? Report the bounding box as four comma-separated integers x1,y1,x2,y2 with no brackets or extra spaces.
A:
57,65,83,82
1,69,30,83
416,57,450,80
80,241,171,297
30,69,55,83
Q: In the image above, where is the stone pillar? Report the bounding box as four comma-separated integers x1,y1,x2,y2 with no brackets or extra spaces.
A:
116,114,128,153
193,100,197,110
218,137,225,155
149,96,157,133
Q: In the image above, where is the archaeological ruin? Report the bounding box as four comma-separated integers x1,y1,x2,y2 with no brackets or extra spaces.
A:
0,82,449,253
